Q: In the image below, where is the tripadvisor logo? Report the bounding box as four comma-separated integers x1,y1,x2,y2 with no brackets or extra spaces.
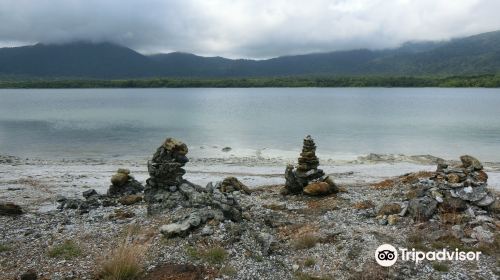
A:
375,244,482,267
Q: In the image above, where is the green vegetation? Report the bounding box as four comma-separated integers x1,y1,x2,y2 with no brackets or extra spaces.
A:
304,257,316,267
432,262,450,272
47,240,82,259
0,243,11,252
293,234,319,250
1,75,499,88
186,245,228,265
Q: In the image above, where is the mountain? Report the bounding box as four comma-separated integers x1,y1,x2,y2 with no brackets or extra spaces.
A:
1,31,499,79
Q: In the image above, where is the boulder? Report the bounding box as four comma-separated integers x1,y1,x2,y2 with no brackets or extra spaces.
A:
82,189,98,199
111,173,129,187
460,155,483,170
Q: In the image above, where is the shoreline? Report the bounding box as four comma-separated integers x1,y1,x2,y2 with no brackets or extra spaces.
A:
2,153,500,214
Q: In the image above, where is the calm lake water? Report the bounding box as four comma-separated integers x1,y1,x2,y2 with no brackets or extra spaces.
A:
1,88,500,162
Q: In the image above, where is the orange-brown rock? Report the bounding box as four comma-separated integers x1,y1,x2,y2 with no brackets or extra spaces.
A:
303,182,334,196
119,194,143,205
378,203,402,215
446,173,461,184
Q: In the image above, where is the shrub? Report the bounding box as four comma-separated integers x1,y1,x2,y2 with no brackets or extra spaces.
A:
293,234,319,250
304,258,316,267
98,245,144,280
203,246,228,265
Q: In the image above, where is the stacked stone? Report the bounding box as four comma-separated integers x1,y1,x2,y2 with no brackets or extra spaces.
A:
296,135,325,180
144,138,243,237
407,155,498,222
284,135,336,195
108,168,144,197
146,138,189,188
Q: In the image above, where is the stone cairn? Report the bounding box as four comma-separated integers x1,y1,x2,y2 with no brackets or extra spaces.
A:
283,135,337,195
403,155,498,243
108,168,144,197
58,169,144,214
144,137,243,237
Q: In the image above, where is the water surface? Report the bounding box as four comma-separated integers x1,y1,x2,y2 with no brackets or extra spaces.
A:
1,88,499,161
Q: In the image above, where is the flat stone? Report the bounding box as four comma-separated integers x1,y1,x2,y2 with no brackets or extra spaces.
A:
456,186,487,202
475,194,495,207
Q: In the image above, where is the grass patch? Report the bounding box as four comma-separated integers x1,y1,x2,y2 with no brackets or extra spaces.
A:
432,262,449,272
476,233,500,256
98,245,144,280
203,246,228,265
304,257,316,267
186,245,228,265
219,265,237,277
406,232,430,252
48,240,82,259
294,272,331,280
0,243,11,252
293,234,319,250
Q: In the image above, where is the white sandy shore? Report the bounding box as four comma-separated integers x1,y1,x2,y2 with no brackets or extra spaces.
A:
1,154,499,213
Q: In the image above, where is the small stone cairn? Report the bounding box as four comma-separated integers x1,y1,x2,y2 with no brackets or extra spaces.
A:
283,135,337,195
108,168,144,197
144,137,243,237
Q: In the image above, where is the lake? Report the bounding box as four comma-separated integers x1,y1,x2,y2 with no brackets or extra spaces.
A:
1,88,500,162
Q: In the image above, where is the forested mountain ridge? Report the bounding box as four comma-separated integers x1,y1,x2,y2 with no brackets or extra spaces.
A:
1,30,499,79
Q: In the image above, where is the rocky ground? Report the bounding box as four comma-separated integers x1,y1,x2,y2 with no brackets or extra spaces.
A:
1,152,499,280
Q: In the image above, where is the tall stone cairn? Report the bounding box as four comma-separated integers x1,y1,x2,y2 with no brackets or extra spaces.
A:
144,137,243,225
284,135,336,195
147,137,189,187
296,136,325,179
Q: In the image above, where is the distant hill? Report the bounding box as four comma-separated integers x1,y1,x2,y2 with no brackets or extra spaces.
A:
1,30,499,79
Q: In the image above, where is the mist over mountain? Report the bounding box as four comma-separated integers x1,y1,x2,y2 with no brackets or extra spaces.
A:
1,30,499,79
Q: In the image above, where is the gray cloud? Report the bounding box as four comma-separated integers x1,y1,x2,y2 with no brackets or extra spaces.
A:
0,0,499,58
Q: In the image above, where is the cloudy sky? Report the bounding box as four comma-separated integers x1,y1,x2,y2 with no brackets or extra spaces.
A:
0,0,499,58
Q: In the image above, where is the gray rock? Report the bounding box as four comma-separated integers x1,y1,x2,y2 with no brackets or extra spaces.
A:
456,186,487,202
471,226,494,243
475,194,495,207
160,223,186,238
82,189,97,199
451,225,464,239
201,225,214,236
408,197,438,221
257,232,275,256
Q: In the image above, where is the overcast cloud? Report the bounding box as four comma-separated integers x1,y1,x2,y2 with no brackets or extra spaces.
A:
0,0,499,58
